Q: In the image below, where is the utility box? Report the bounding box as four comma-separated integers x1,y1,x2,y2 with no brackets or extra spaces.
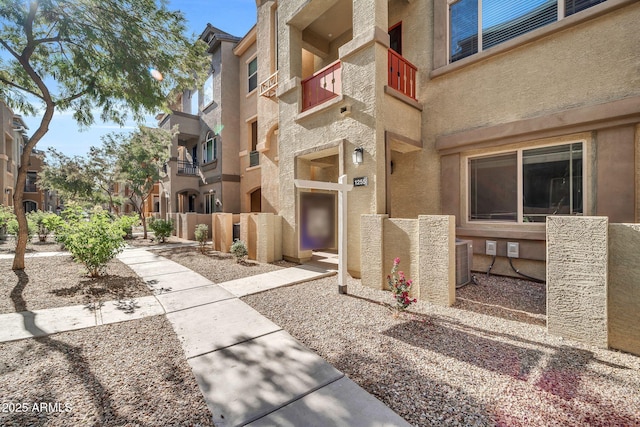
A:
486,240,497,256
507,242,520,258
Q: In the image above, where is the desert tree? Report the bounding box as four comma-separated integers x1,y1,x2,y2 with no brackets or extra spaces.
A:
0,0,208,269
115,125,174,239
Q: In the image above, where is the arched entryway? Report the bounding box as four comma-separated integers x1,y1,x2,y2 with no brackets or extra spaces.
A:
23,200,37,213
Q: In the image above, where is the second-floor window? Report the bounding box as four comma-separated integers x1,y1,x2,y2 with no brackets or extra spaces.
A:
203,74,214,107
25,171,37,192
449,0,607,63
202,133,217,164
190,89,199,115
248,57,258,93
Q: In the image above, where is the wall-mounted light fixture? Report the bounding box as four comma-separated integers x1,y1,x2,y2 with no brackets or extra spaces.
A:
4,188,11,194
352,147,364,166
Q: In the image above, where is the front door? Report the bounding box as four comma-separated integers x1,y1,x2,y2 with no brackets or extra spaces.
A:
299,191,336,251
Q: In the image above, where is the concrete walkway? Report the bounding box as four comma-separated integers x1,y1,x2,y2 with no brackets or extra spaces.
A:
0,247,409,426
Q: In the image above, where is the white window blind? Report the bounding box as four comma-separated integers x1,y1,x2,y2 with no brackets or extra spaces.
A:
449,0,608,63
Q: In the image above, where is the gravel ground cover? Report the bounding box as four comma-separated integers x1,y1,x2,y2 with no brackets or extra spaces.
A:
0,256,152,314
242,276,640,427
0,316,214,426
0,238,64,254
149,245,297,283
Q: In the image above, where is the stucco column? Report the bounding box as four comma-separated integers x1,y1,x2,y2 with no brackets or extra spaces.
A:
360,214,387,289
418,215,456,306
353,0,388,36
547,216,609,348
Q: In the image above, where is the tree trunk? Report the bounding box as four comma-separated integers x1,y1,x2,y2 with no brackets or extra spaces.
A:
12,104,54,270
141,209,147,240
11,190,28,270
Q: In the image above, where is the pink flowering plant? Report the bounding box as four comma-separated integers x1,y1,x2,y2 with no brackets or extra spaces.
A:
387,257,417,312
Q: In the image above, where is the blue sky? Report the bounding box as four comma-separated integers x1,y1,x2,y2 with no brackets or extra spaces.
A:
20,0,257,158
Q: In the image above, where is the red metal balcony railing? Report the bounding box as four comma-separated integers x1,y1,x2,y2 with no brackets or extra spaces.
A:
388,49,417,100
301,60,341,111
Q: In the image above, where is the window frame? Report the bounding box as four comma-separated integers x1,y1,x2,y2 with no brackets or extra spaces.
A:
190,89,199,115
446,0,608,64
463,139,588,226
204,191,217,214
201,132,218,164
202,73,214,108
247,56,258,93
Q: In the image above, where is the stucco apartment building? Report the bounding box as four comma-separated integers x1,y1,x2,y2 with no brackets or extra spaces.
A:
158,25,242,217
0,100,56,212
159,8,282,221
159,1,638,281
269,0,639,279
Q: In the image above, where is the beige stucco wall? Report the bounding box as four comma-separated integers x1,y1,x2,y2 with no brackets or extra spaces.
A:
256,1,281,215
429,3,640,137
608,223,640,356
429,2,640,218
236,33,259,213
361,214,455,306
277,0,394,275
212,212,234,252
547,216,609,348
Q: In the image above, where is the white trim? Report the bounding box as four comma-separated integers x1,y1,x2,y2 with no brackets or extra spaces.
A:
245,53,257,64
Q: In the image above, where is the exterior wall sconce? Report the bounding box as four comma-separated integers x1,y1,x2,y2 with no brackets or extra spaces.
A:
352,147,364,165
4,188,11,194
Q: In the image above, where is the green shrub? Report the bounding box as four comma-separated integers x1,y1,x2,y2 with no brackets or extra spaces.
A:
27,210,60,242
117,214,140,239
63,211,126,277
7,216,36,243
0,205,15,240
42,213,66,236
148,217,174,243
194,224,209,253
230,239,248,263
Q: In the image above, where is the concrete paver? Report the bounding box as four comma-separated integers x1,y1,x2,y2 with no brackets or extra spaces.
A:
248,376,410,427
220,264,336,297
98,295,166,326
0,304,97,342
142,270,215,293
0,251,68,260
114,253,166,265
126,259,191,277
155,284,234,313
165,298,282,359
188,330,344,427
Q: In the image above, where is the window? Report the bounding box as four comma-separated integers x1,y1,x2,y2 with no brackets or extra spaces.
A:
202,74,214,107
449,0,607,63
23,200,37,213
249,121,259,167
202,132,217,164
25,171,37,192
190,89,199,114
204,192,216,214
248,57,258,92
469,142,583,223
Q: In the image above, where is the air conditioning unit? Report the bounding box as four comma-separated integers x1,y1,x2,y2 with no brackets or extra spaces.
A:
455,239,473,287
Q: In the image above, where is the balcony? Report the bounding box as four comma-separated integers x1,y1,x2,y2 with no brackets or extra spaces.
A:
301,60,341,112
24,183,37,193
177,160,199,176
249,150,260,167
388,49,417,100
259,71,279,98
